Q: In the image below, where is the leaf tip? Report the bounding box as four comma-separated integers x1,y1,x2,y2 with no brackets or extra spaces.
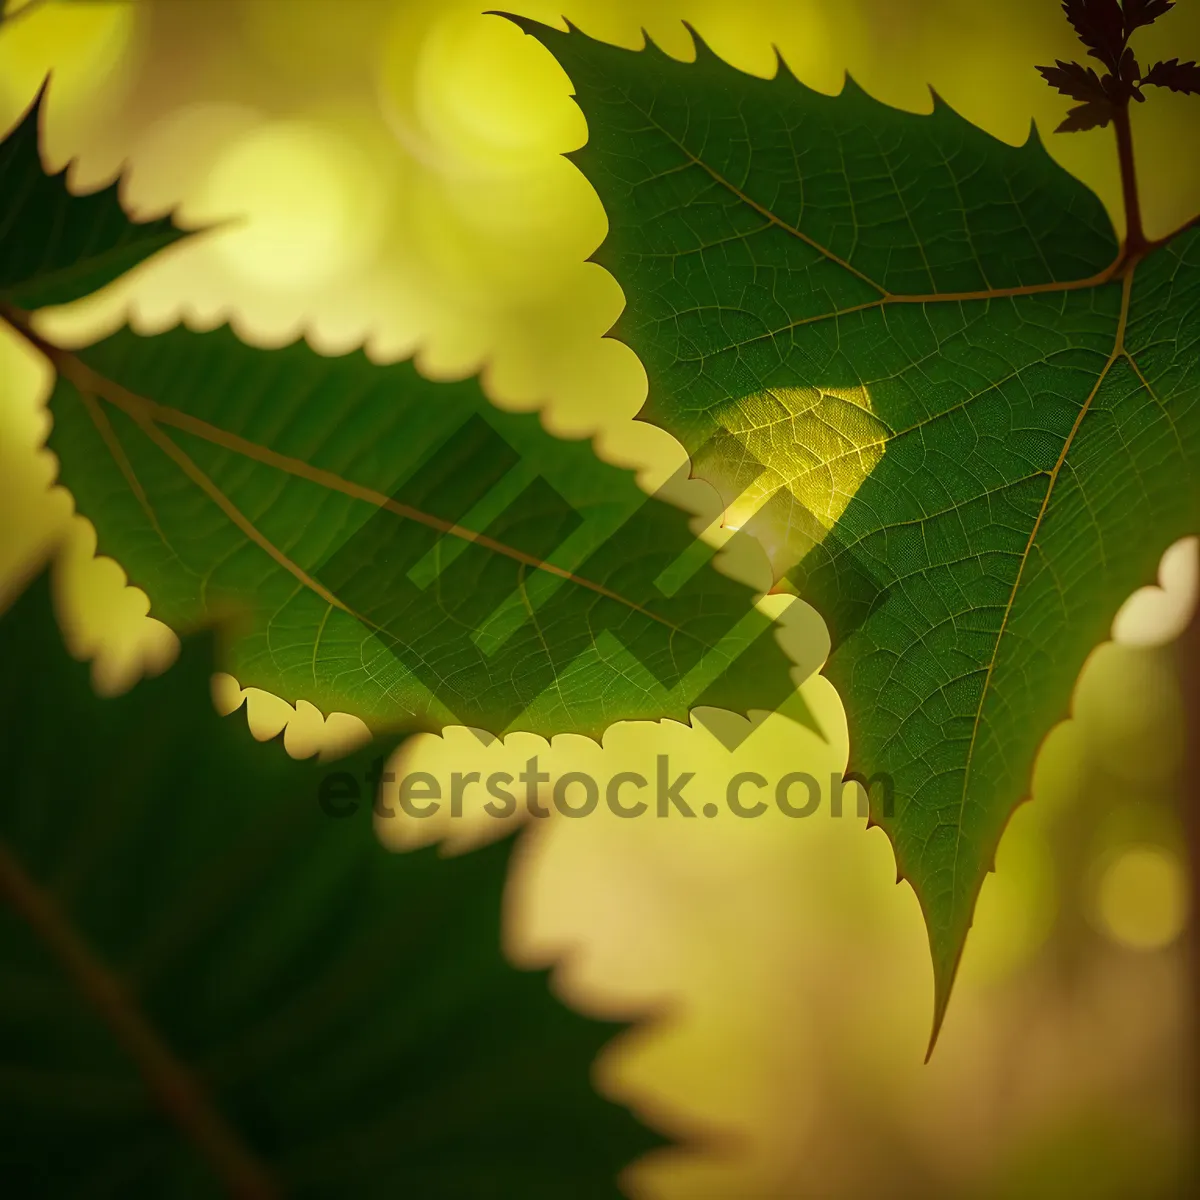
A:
678,19,721,65
924,84,974,129
922,1024,942,1064
481,9,531,28
769,43,803,88
925,966,956,1061
839,70,867,100
483,10,564,42
635,24,678,61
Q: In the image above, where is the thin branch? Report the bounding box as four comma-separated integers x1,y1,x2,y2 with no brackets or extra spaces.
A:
1112,102,1149,261
0,842,279,1199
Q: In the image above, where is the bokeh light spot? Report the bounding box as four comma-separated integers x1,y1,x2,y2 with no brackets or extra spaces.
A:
409,11,584,163
1093,845,1188,951
193,120,385,290
1112,535,1199,647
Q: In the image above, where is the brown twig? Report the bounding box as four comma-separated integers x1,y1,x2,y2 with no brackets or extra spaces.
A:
1112,101,1150,266
0,843,279,1198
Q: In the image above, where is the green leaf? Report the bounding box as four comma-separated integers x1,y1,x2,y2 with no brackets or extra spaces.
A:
0,88,802,744
0,570,662,1196
0,89,190,309
511,17,1200,1039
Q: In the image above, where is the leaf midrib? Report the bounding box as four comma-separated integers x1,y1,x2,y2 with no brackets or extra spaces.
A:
0,305,687,642
941,267,1137,1022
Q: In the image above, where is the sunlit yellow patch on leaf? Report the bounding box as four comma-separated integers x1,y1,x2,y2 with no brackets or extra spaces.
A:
700,384,887,583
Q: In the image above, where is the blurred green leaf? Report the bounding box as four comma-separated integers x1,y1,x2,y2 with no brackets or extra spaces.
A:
0,88,189,309
514,15,1200,1039
0,87,800,743
0,570,662,1197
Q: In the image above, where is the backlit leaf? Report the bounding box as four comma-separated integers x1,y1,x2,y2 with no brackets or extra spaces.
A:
0,88,800,744
514,15,1200,1040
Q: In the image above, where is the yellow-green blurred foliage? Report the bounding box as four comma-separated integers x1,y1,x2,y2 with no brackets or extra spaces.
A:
0,1,1195,1196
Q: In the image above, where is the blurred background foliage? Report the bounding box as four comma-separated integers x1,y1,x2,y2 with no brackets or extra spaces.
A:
0,0,1196,1196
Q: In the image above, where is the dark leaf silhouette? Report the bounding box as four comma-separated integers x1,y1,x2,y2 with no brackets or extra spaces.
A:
1040,0,1193,128
1061,0,1128,70
1057,98,1117,129
1036,58,1109,102
1122,0,1175,33
0,570,663,1197
1118,47,1146,99
1143,57,1200,92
